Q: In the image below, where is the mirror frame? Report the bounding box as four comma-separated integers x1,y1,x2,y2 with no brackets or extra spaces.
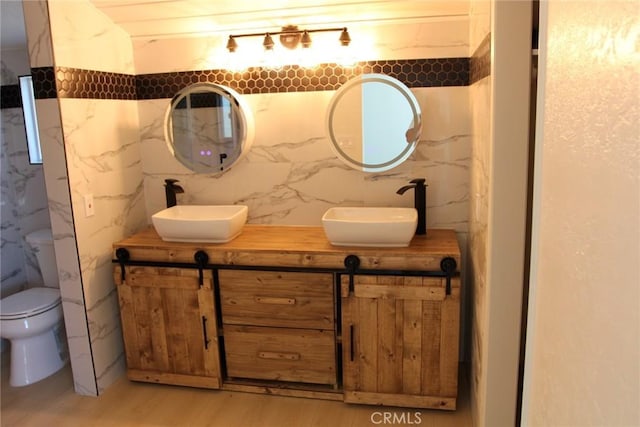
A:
326,73,422,172
164,82,255,174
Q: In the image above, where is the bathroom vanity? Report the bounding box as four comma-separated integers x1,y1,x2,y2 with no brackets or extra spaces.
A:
112,225,461,410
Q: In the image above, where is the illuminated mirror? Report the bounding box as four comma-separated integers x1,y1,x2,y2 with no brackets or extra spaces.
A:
326,74,422,172
164,83,254,174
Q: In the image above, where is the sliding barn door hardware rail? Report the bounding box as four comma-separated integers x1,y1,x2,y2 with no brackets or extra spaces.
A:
113,250,459,292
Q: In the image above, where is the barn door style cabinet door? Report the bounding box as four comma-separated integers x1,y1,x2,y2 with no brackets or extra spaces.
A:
340,274,461,410
113,266,222,389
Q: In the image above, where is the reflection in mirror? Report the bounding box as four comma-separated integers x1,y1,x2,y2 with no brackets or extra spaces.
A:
326,74,422,172
164,83,254,174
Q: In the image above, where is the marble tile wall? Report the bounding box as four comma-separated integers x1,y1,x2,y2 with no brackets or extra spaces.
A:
0,48,51,297
22,0,99,396
35,97,98,395
43,1,135,74
60,98,147,392
140,87,470,230
21,0,145,395
136,19,472,240
468,0,492,425
0,108,25,297
44,0,146,395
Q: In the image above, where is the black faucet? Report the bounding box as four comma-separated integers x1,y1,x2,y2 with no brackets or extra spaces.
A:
396,178,427,235
164,179,184,208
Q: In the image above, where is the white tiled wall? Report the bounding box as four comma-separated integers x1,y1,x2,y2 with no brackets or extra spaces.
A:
59,98,146,392
136,20,472,243
139,87,471,232
22,0,145,395
468,0,492,424
0,48,51,295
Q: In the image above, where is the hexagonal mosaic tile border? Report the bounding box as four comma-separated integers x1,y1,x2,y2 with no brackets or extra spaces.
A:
55,67,137,100
28,58,471,101
470,34,491,84
1,85,21,108
31,67,58,99
137,58,469,99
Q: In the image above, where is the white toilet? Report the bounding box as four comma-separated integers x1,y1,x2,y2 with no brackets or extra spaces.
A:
0,229,68,386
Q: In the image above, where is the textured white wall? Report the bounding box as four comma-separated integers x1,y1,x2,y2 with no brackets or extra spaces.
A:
523,1,640,425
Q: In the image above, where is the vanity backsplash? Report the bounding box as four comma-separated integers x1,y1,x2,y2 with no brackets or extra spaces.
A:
135,20,471,232
30,16,471,232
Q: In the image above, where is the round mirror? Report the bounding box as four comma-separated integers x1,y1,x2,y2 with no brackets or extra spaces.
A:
164,83,254,174
326,74,422,172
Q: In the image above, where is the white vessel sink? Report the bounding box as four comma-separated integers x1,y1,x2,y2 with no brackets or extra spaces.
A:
152,205,248,243
321,207,418,247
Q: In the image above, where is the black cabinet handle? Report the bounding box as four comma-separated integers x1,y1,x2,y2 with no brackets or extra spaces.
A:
350,324,355,362
202,316,211,349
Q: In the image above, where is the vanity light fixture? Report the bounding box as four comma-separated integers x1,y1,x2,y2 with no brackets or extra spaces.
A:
262,33,275,50
300,31,312,49
226,25,351,53
226,36,238,53
339,28,351,46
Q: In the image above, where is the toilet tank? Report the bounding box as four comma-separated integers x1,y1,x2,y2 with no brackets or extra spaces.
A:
25,229,59,288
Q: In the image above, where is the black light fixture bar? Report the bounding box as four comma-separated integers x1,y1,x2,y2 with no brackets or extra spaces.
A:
229,27,348,40
227,26,350,52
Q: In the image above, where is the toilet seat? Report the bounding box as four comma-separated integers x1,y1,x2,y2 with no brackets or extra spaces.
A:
0,288,61,320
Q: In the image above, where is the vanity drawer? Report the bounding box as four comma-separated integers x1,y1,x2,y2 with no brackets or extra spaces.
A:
224,325,336,385
219,270,334,329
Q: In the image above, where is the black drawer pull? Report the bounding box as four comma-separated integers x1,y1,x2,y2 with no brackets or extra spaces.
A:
350,324,355,362
202,316,211,349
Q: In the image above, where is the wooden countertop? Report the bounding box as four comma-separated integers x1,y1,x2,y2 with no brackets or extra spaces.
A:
114,225,461,271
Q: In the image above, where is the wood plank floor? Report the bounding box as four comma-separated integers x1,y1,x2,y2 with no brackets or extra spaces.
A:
1,354,472,427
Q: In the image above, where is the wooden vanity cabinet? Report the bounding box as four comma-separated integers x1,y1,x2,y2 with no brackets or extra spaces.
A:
113,266,222,389
113,226,461,410
340,274,461,410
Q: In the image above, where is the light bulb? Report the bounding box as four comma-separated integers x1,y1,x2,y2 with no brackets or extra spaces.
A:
337,45,356,67
298,47,318,68
262,48,282,69
226,51,248,72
